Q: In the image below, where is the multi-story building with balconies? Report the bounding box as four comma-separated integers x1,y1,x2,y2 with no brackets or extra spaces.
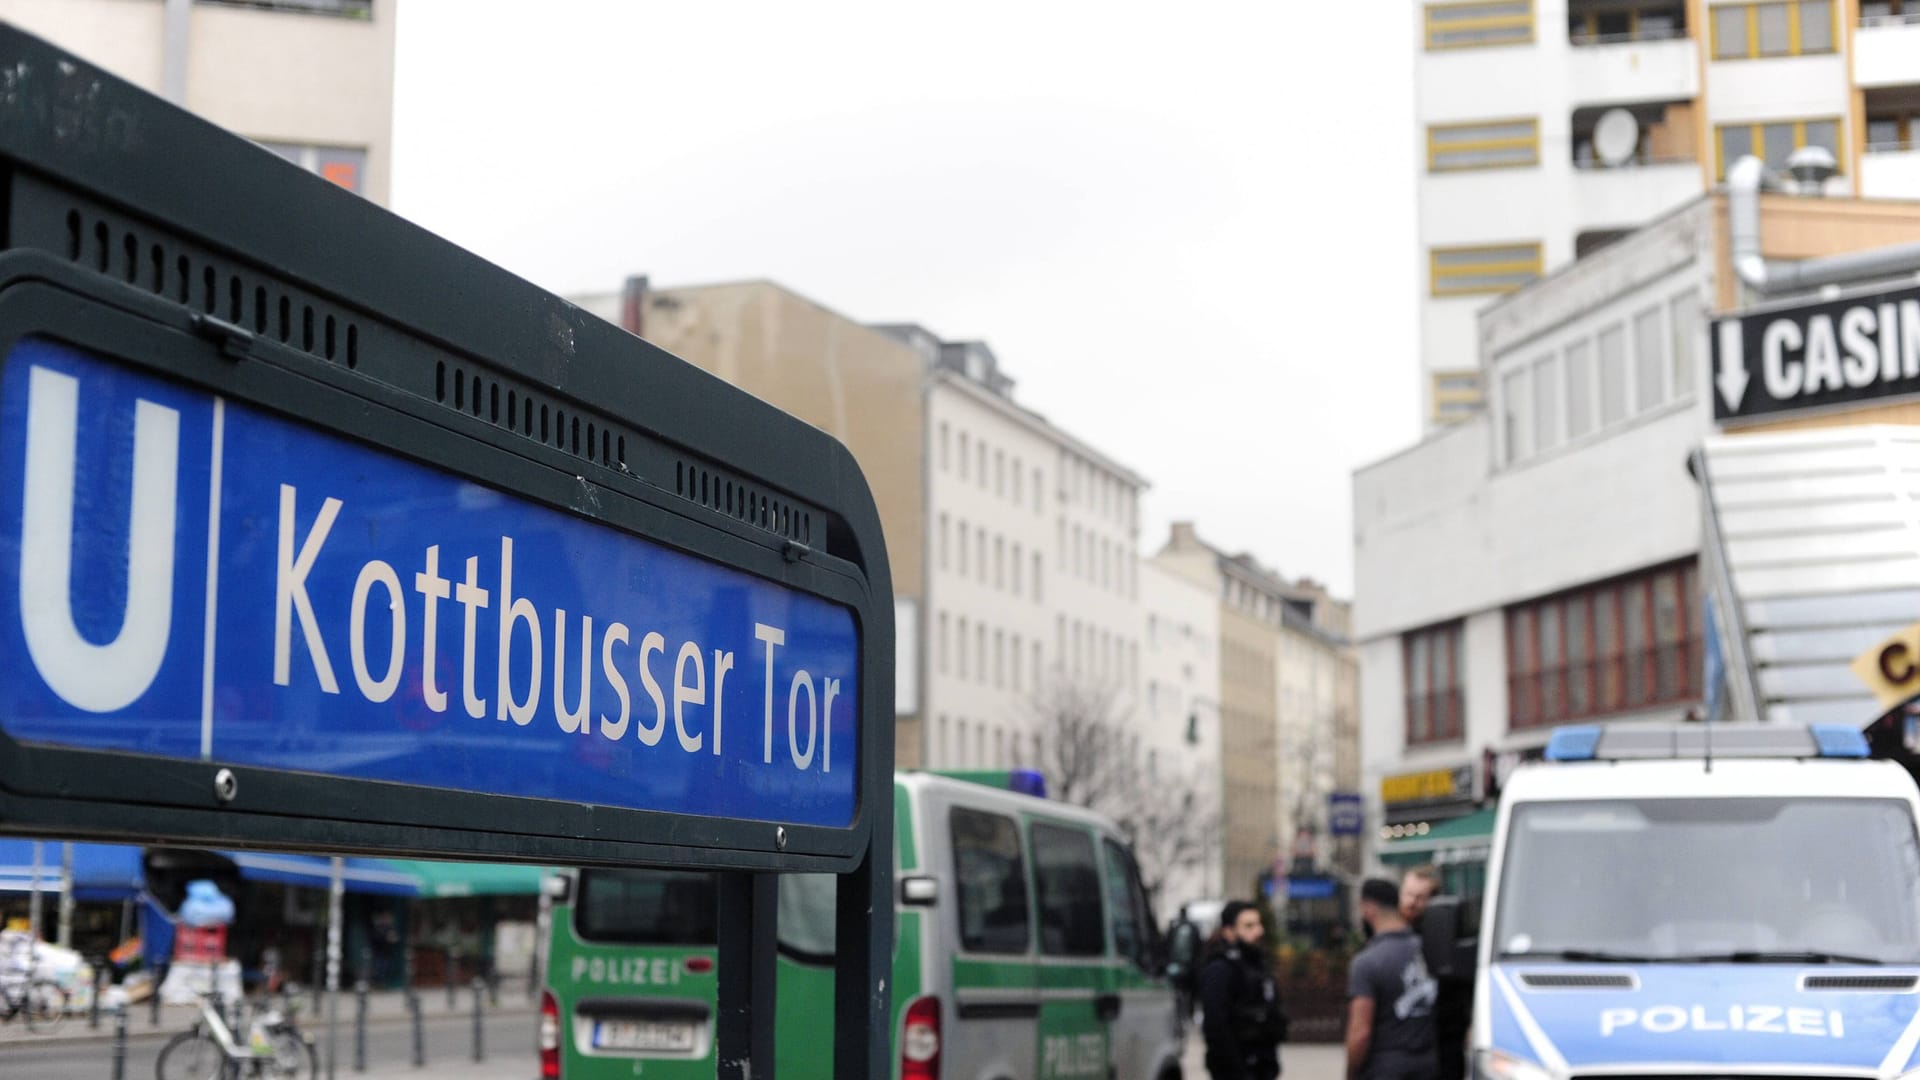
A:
1417,0,1920,429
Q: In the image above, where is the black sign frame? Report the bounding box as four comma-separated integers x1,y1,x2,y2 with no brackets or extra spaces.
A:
0,25,892,1078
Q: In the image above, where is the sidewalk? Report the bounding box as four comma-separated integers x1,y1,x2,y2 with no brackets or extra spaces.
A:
0,986,537,1049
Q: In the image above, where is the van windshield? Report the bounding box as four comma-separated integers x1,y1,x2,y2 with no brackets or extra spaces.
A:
572,868,837,956
1494,798,1920,963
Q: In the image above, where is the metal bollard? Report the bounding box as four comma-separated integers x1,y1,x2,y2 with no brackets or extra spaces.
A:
148,970,162,1027
354,981,369,1073
407,989,426,1068
89,963,104,1030
111,1005,128,1080
470,976,485,1063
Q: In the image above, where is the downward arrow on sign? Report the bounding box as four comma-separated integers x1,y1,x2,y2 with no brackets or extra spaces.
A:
1716,319,1749,412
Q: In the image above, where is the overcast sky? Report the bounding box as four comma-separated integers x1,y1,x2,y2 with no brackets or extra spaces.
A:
391,1,1419,596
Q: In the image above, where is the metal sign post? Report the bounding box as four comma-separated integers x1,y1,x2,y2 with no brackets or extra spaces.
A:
0,24,893,1078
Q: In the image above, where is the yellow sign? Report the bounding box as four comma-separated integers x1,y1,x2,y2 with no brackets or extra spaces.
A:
1381,766,1469,806
1852,620,1920,710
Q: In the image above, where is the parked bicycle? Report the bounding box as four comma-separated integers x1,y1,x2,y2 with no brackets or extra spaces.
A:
0,964,67,1033
155,990,315,1079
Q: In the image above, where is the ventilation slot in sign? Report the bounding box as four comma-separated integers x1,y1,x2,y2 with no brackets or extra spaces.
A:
432,359,627,473
62,207,361,371
675,461,812,544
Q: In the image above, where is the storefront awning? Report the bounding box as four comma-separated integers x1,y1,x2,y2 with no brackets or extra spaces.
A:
221,852,421,897
1378,807,1496,866
0,841,145,901
379,860,551,898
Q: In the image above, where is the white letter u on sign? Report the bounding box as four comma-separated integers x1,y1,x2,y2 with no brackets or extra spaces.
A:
19,365,179,712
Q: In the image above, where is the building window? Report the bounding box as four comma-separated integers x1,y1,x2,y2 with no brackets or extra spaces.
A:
1432,369,1486,424
939,422,949,471
1565,339,1595,440
1012,543,1024,595
994,630,1006,690
957,518,969,576
1569,4,1686,43
1501,367,1530,464
257,141,367,194
959,433,970,480
977,527,988,583
995,537,1006,590
957,618,970,680
939,513,950,571
1507,560,1700,729
938,613,950,675
1012,634,1024,692
1715,118,1844,179
1404,621,1466,746
1033,468,1044,512
1670,291,1699,399
1034,553,1044,603
1532,354,1561,453
995,450,1005,496
1430,242,1545,297
978,442,988,488
1427,118,1541,172
1634,305,1667,412
1598,323,1628,426
1863,1,1919,23
1012,458,1023,503
978,624,988,683
1425,0,1535,49
1711,1,1834,59
1868,111,1918,153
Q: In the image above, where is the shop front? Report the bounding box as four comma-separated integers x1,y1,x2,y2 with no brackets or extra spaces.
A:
1376,762,1491,897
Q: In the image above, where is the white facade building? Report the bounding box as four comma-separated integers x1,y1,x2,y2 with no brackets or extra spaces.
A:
1359,197,1718,886
910,335,1149,775
1140,560,1223,902
1416,0,1920,430
0,0,396,205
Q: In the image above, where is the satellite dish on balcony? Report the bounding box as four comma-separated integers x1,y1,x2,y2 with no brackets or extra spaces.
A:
1593,108,1640,167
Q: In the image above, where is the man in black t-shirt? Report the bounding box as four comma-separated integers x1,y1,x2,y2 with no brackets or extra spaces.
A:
1347,879,1439,1080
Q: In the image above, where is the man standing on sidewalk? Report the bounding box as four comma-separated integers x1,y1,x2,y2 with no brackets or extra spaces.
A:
1346,879,1438,1080
1198,900,1287,1080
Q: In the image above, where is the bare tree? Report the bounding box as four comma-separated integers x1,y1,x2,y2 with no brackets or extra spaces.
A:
1029,677,1220,911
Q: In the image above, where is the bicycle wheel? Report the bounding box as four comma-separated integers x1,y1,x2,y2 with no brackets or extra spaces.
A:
23,980,67,1034
156,1029,227,1080
263,1028,316,1080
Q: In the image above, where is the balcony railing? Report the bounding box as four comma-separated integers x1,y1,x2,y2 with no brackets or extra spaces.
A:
1404,688,1465,746
1508,638,1702,730
1869,138,1919,153
1862,12,1920,28
197,0,372,16
1569,26,1688,46
1572,152,1697,170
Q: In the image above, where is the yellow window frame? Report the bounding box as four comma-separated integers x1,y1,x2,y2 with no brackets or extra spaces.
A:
1713,117,1847,179
1429,243,1545,297
1425,0,1536,50
1427,118,1541,172
1708,1,1837,60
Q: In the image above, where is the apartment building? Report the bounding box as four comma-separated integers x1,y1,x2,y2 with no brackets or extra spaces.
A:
1154,524,1358,902
1357,183,1920,890
1416,0,1920,428
0,0,395,205
896,326,1149,778
1140,559,1224,904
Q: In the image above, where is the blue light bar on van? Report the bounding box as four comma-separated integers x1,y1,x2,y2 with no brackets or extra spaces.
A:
1007,769,1048,799
1543,722,1870,762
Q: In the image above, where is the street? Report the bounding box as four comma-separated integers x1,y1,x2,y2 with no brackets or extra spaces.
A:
0,1008,538,1080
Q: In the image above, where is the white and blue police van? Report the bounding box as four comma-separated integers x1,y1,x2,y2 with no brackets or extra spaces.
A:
1465,722,1920,1080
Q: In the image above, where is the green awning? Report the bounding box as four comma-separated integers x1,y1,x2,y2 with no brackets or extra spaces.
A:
381,860,553,898
1378,807,1496,866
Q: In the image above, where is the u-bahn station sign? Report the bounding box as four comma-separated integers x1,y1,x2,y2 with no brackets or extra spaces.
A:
1713,280,1920,423
0,23,893,877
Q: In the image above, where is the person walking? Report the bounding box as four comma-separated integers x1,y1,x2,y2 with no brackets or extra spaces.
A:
1347,879,1439,1080
1197,900,1288,1080
1399,866,1468,1080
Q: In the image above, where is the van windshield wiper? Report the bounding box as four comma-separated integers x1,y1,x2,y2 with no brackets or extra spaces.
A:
1668,950,1886,966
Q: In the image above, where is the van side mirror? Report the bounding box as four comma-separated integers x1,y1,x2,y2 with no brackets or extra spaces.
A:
1419,895,1479,980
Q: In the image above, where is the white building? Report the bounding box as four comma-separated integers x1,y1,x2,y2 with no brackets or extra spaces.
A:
0,0,397,205
1416,0,1920,429
1140,559,1224,902
901,328,1150,775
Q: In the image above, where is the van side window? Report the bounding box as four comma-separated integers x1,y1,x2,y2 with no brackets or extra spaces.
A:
1031,822,1105,957
952,807,1031,953
1103,839,1154,972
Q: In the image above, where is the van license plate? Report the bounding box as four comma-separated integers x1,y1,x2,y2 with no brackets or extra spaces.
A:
592,1020,696,1052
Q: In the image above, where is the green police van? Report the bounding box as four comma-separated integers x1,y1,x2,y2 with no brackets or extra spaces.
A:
539,770,1187,1079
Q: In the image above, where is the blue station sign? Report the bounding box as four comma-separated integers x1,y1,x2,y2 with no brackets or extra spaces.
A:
0,338,860,828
